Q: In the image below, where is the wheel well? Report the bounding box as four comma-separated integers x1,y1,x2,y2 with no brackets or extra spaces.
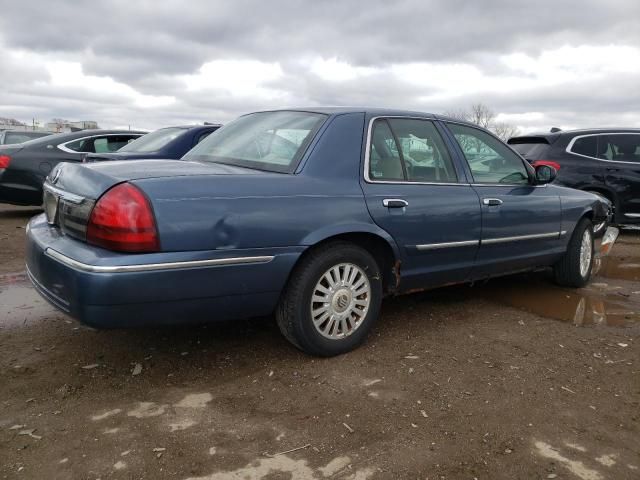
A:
300,233,399,294
583,187,616,209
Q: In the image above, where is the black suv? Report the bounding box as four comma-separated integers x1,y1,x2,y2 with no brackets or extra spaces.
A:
508,129,640,225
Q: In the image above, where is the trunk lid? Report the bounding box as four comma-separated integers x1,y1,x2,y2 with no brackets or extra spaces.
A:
44,159,263,243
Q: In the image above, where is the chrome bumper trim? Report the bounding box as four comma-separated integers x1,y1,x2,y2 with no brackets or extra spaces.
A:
624,213,640,218
481,232,560,245
416,239,479,251
45,248,275,273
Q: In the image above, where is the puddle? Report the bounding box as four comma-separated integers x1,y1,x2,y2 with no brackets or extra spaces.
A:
0,272,58,328
478,274,639,328
596,256,640,282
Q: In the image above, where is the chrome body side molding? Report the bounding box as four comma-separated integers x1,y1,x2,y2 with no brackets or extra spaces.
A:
45,248,275,273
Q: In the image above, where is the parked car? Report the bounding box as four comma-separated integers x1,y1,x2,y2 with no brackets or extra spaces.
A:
26,108,612,356
0,129,144,205
0,130,53,145
85,124,221,162
508,129,640,224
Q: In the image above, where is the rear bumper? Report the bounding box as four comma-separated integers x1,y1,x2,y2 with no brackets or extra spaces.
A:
26,214,302,328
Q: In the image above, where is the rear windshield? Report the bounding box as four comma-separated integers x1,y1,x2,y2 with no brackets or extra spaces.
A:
508,137,550,160
183,111,327,173
3,131,51,144
118,127,185,153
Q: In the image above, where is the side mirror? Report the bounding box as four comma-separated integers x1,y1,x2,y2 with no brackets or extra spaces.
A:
535,164,557,185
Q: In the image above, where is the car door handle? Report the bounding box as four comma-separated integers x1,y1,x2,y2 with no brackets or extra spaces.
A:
482,198,503,206
606,167,620,172
382,198,408,208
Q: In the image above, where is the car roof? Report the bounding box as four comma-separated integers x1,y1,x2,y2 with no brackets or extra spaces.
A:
511,127,640,142
248,107,479,127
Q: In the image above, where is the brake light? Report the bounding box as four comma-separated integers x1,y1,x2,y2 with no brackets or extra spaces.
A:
87,183,159,252
0,155,11,168
532,160,561,171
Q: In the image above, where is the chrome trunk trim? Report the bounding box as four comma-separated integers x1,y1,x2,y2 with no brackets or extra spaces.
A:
45,248,275,273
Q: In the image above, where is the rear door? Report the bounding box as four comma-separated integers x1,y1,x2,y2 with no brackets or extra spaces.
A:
445,122,563,278
360,116,482,291
598,133,640,221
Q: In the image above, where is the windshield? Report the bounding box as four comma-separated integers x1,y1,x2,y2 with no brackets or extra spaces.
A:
118,127,185,153
3,131,51,144
184,111,327,173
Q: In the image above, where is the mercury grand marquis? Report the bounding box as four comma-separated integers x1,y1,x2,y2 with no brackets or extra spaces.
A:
26,108,612,356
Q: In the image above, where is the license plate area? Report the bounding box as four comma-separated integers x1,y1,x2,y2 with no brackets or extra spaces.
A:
43,189,59,225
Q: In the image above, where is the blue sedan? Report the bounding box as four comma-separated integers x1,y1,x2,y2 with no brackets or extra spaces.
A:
26,108,612,356
84,124,221,162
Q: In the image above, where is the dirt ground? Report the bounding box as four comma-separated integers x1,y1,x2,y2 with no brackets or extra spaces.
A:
0,204,638,480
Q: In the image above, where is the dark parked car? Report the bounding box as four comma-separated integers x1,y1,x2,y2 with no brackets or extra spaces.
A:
0,130,53,145
26,108,612,356
0,129,144,205
85,124,221,162
508,129,640,224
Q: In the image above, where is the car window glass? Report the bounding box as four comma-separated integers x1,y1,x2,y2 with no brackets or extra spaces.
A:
449,123,529,184
598,134,640,162
184,111,326,173
368,120,404,181
570,136,598,158
63,138,93,152
119,128,183,153
386,118,457,183
195,131,212,145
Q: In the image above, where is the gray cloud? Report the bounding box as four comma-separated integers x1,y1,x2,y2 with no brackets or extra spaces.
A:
0,0,639,131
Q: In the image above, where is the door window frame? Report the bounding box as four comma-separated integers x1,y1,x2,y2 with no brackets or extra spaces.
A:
566,132,640,165
363,116,467,186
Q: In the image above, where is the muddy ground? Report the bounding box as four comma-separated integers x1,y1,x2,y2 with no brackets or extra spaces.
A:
0,204,638,480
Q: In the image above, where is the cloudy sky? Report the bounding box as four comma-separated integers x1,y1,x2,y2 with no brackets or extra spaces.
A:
1,0,639,133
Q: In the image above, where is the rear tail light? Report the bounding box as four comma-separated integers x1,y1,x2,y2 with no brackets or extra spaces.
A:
0,155,11,168
87,183,159,252
532,160,561,171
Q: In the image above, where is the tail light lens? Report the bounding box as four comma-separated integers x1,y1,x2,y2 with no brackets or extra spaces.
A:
0,155,11,168
532,160,561,171
87,183,159,252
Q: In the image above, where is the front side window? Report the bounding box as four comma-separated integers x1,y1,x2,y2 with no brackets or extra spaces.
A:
184,111,327,173
368,118,457,183
449,123,529,184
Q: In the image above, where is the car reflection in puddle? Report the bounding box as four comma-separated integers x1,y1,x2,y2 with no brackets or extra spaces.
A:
483,278,639,327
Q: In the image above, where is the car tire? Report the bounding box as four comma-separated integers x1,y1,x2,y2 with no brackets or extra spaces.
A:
276,241,383,356
553,218,594,288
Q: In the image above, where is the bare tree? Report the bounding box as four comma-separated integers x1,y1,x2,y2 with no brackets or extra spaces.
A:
443,103,520,141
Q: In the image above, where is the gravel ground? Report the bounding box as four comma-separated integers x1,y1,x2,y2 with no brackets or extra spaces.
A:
0,205,638,480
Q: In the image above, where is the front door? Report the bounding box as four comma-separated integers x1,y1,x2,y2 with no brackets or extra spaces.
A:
444,122,563,278
360,117,482,291
599,133,640,222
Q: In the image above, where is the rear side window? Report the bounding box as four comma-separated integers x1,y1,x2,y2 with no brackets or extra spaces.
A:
570,136,598,158
449,123,529,185
64,135,139,153
368,118,457,183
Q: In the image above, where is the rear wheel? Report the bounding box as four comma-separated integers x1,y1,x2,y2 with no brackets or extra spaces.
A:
553,218,594,288
276,242,383,356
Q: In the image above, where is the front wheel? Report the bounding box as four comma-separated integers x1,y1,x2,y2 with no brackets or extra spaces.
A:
553,218,594,288
276,242,383,356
